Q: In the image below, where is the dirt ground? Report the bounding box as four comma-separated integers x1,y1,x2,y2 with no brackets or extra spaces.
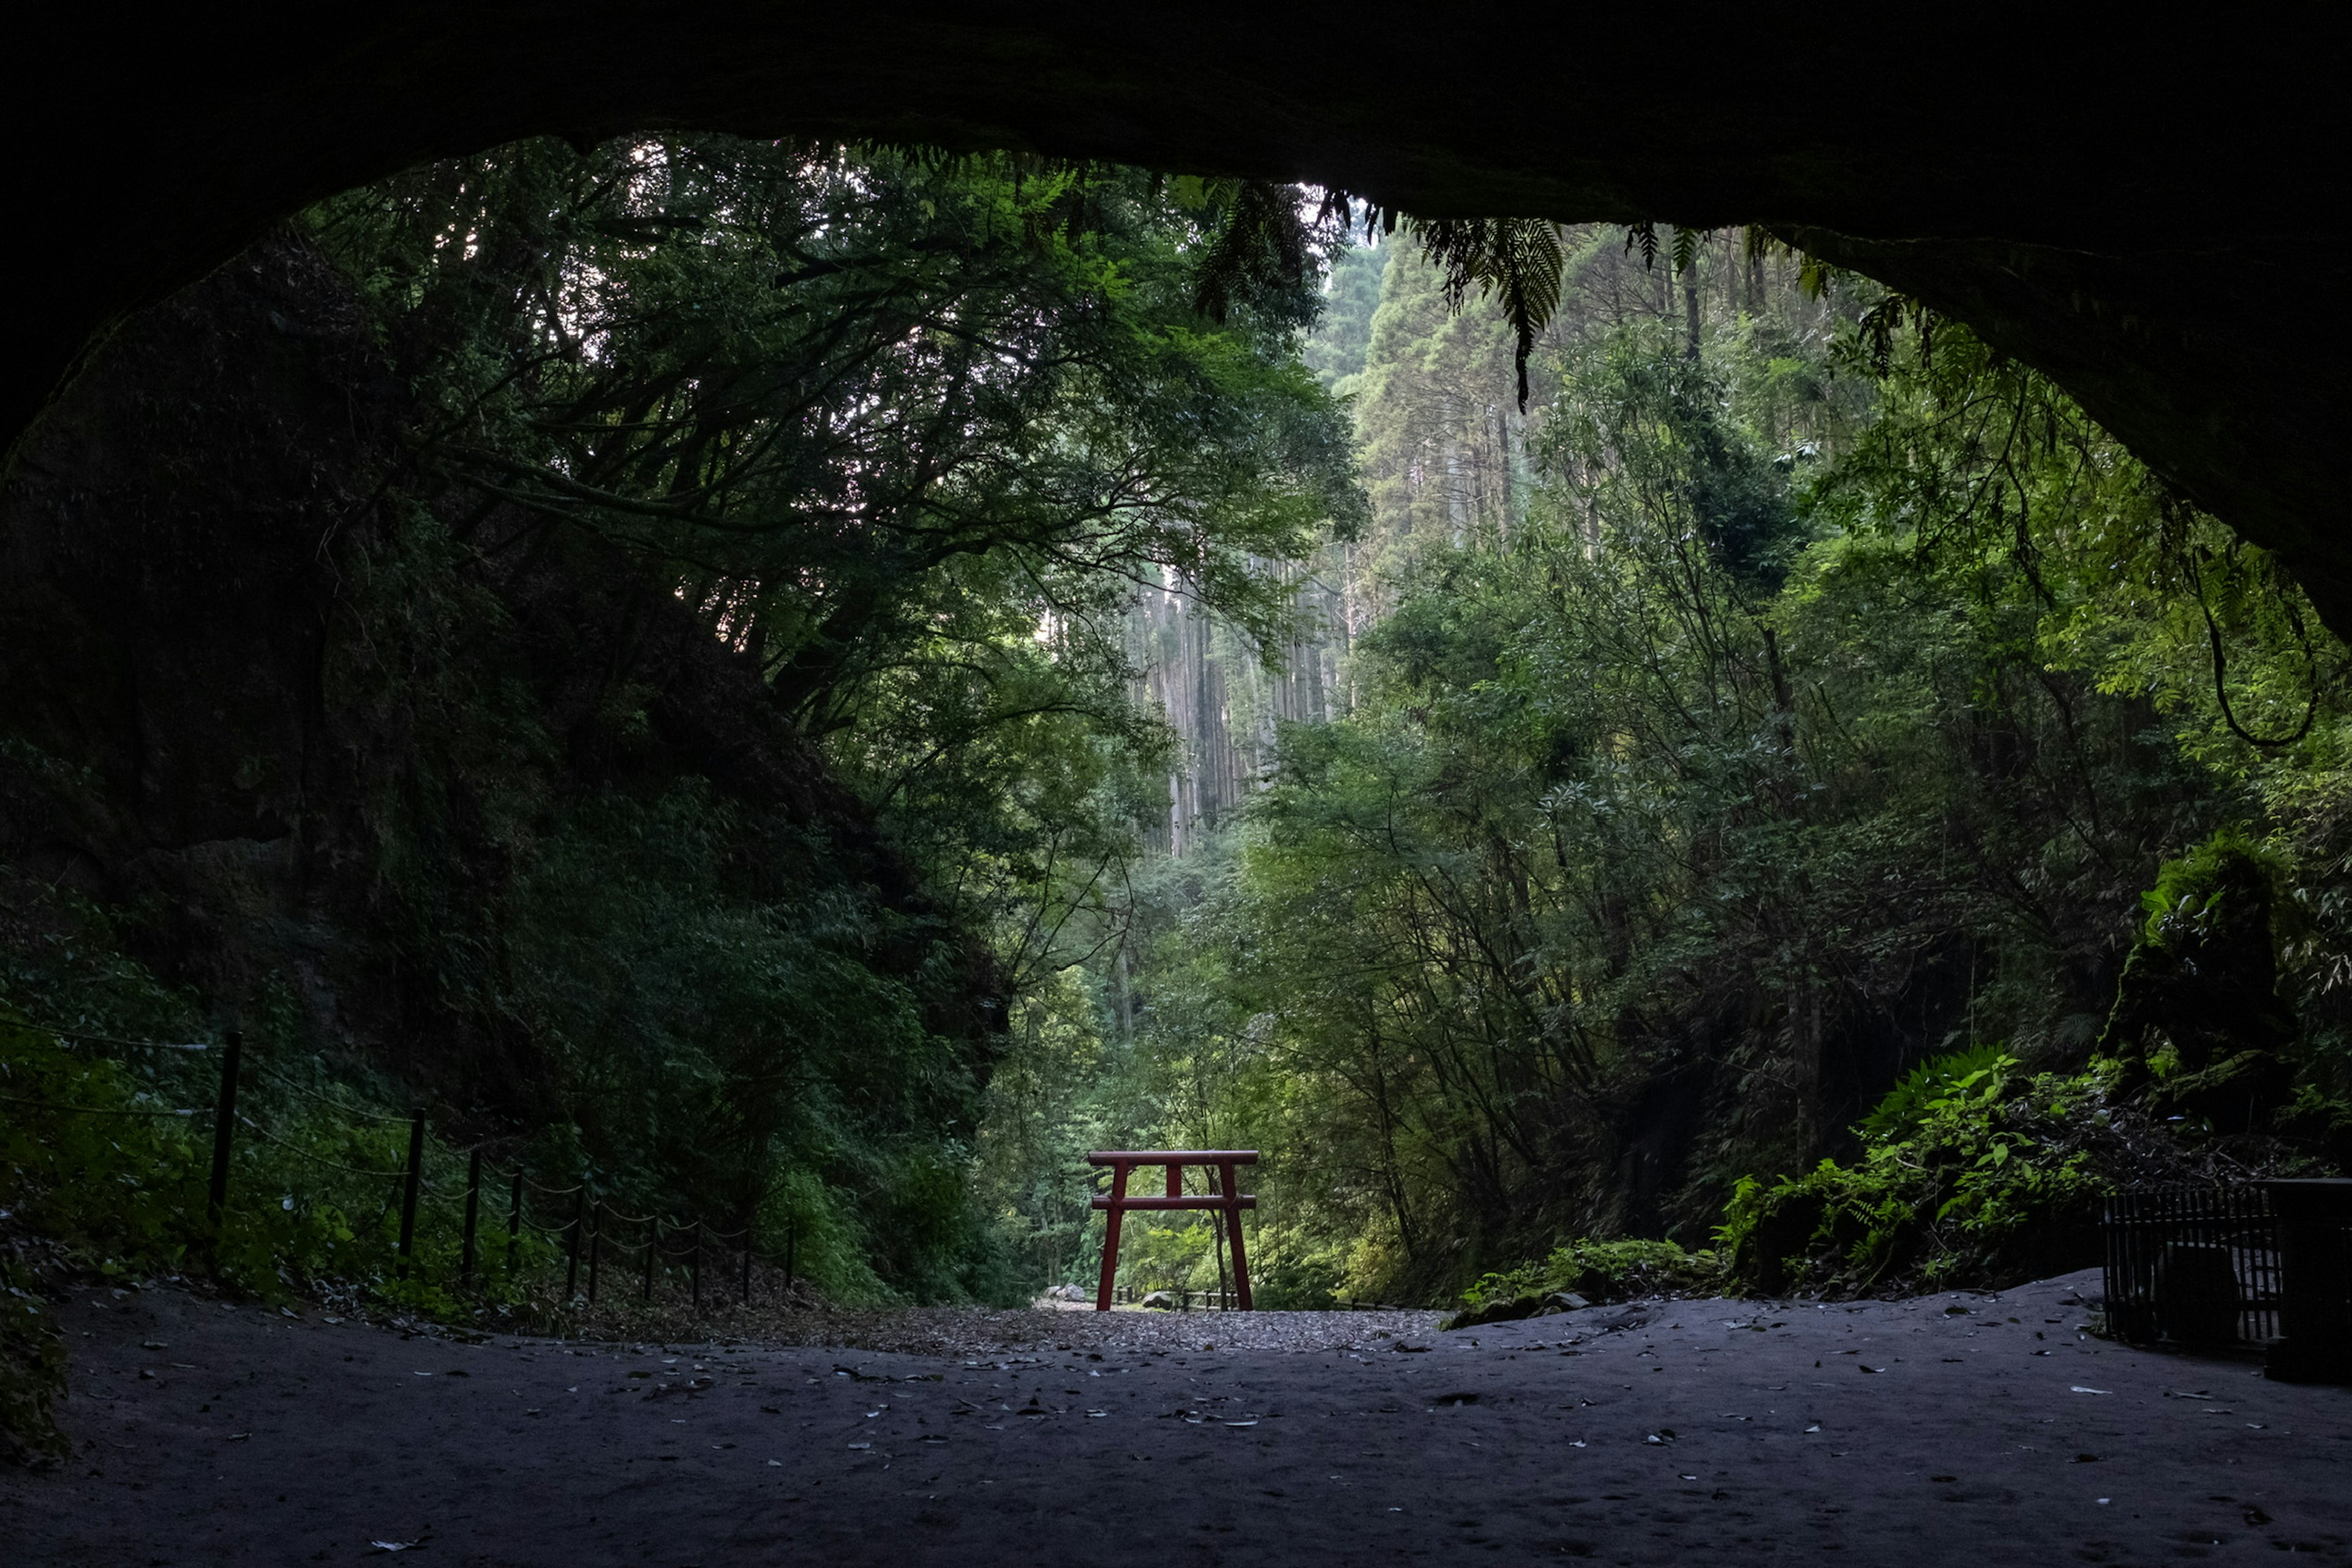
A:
6,1268,2349,1566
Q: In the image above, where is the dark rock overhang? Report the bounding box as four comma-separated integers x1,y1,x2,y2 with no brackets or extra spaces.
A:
13,4,2348,621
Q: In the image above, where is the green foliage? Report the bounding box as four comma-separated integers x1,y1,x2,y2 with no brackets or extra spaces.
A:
0,1267,66,1464
314,139,1361,717
2097,825,2304,1136
502,783,974,1291
2138,826,2287,949
1061,224,2349,1313
1545,322,1804,587
1348,243,1525,562
0,1017,209,1283
971,970,1117,1289
1858,1045,2019,1143
1302,238,1387,391
1183,176,1339,332
1404,217,1565,410
0,1005,576,1310
1251,1251,1348,1310
1717,1063,2110,1296
1460,1239,1721,1313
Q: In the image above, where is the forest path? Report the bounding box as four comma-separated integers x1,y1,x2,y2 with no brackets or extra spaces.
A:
7,1270,2350,1565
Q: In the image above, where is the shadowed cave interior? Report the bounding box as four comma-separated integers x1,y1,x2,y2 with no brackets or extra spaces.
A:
3,15,2351,1559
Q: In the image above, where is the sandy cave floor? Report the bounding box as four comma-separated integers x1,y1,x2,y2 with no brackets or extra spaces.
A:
6,1268,2350,1566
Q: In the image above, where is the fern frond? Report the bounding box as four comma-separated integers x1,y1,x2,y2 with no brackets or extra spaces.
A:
1624,222,1660,271
1406,216,1564,412
1855,292,1941,375
1191,178,1310,323
1671,225,1699,276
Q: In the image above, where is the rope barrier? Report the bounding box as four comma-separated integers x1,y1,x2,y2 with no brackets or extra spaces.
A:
234,1113,410,1180
18,1023,214,1052
0,1091,201,1118
14,1023,771,1306
252,1063,411,1124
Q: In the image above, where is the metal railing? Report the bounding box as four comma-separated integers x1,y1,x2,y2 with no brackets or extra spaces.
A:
2101,1183,2282,1346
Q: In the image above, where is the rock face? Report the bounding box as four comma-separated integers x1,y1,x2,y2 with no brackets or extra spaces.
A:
10,10,2351,627
0,241,392,1008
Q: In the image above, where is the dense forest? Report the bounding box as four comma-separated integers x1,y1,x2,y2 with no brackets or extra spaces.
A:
978,228,2352,1309
0,143,1353,1344
3,134,2348,1431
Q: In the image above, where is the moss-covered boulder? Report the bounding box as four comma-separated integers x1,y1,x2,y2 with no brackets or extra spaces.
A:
1444,1239,1720,1329
2101,831,2300,1134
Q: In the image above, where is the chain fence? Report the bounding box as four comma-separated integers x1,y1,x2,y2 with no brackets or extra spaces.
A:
4,1023,793,1316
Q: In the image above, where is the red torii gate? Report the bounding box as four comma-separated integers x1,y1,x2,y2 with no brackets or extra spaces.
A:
1088,1150,1257,1311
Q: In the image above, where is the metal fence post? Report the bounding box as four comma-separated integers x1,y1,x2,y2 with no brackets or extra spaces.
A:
642,1217,657,1302
738,1213,757,1316
506,1170,523,1272
206,1030,244,1234
565,1186,584,1299
691,1221,703,1311
460,1147,482,1287
587,1200,603,1304
395,1109,425,1280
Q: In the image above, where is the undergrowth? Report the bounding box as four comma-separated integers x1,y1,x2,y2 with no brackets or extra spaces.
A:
1448,1238,1722,1325
0,1005,582,1460
1452,1034,2347,1327
1714,1054,2111,1298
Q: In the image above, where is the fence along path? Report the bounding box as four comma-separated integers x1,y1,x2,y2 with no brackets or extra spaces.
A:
6,1022,789,1310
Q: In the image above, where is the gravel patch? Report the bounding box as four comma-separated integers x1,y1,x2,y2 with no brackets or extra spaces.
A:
731,1303,1447,1357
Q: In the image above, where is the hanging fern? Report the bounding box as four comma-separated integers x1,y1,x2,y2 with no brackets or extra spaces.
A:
1406,216,1565,412
1183,183,1568,412
1670,224,1700,276
1624,221,1660,272
1855,290,1941,375
1190,177,1313,325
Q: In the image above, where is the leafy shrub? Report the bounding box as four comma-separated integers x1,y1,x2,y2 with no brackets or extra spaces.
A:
2102,827,2301,1133
1858,1044,2019,1143
1252,1250,1346,1310
1717,1058,2109,1297
1449,1238,1722,1327
0,1267,66,1465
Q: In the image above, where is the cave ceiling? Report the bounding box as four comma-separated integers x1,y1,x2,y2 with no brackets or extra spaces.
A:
13,6,2350,622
